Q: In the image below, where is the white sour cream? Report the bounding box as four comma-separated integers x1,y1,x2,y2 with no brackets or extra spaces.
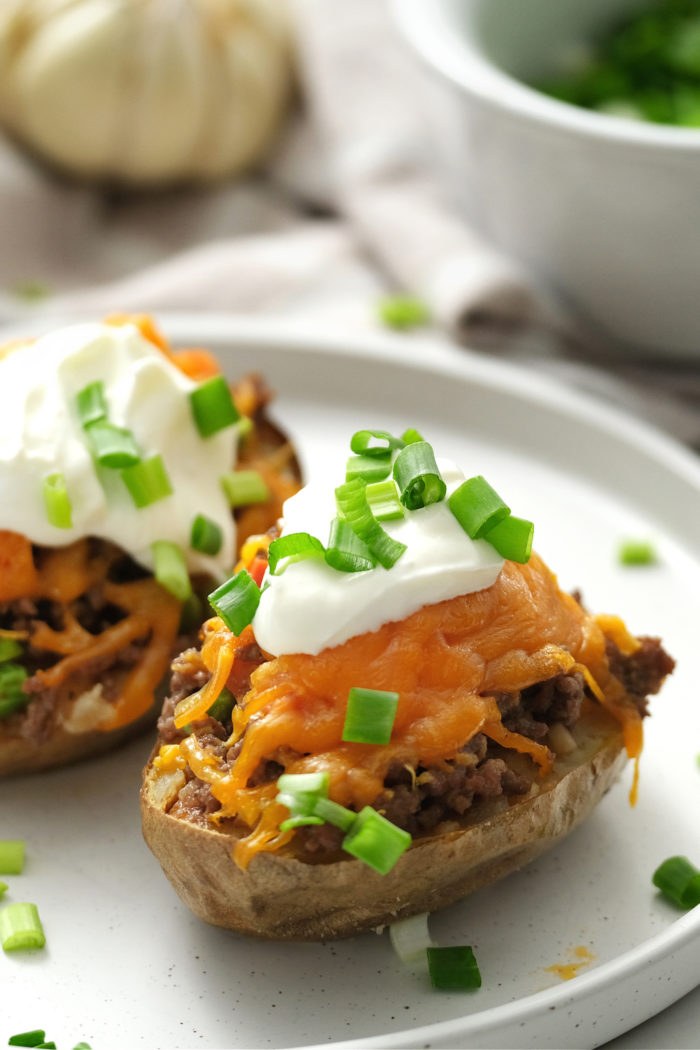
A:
0,322,236,577
253,458,503,656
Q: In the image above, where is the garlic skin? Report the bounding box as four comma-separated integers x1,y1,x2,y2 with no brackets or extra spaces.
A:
0,0,293,184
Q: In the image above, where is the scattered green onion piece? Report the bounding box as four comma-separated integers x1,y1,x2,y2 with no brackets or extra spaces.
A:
390,913,434,964
152,541,192,602
72,1044,92,1049
366,480,404,521
0,637,23,663
268,532,325,575
189,375,240,438
36,1043,56,1049
0,683,30,719
401,428,424,445
42,472,72,529
278,814,325,831
208,570,260,634
378,295,430,330
350,429,404,457
85,419,141,468
121,454,173,508
0,840,25,874
342,806,411,874
235,416,254,441
220,469,270,507
0,881,7,898
76,380,107,427
0,901,45,950
652,856,700,909
345,453,392,483
426,945,482,990
277,771,329,829
206,687,236,724
448,475,510,539
619,539,657,566
190,514,223,556
8,1032,46,1047
393,441,446,510
325,516,376,573
342,687,399,746
178,592,203,634
483,514,534,564
335,479,407,570
312,796,357,833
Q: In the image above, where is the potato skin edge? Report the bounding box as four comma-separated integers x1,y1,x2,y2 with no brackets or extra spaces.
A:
140,726,627,941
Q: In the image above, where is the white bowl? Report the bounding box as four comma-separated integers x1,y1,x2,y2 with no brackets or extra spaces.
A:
392,0,700,359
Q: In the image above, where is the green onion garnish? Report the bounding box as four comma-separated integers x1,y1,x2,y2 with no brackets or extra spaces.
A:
0,840,25,874
652,856,700,909
42,472,72,529
0,901,46,951
76,380,107,427
365,480,404,521
277,772,329,831
0,882,7,898
84,419,141,468
220,470,270,507
335,479,407,569
345,453,392,483
8,1032,46,1047
426,945,482,990
325,517,376,573
206,687,236,724
36,1042,57,1049
312,796,356,833
208,570,261,634
0,637,23,663
190,514,223,556
350,429,403,457
268,532,325,575
152,541,192,601
401,428,424,445
72,1043,92,1049
121,454,173,508
378,295,430,330
448,475,510,539
0,664,29,720
393,441,446,510
483,514,534,564
342,687,399,746
619,539,657,566
189,375,240,438
341,806,412,874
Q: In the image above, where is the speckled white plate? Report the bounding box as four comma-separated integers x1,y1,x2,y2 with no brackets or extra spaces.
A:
4,317,700,1050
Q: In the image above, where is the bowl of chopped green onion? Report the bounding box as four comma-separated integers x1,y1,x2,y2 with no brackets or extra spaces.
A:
392,0,700,359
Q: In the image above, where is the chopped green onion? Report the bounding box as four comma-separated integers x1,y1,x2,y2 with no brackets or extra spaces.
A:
342,687,399,746
652,856,700,909
401,428,424,445
366,480,404,522
206,687,236,724
268,532,325,575
335,479,407,569
0,901,46,950
8,1032,46,1048
121,454,173,508
378,295,430,330
0,661,30,718
37,1043,57,1049
76,380,107,427
345,453,392,483
342,806,411,874
619,539,657,566
235,416,254,441
278,813,325,831
42,472,72,529
0,637,23,663
390,913,434,964
448,475,510,538
190,514,223,556
85,419,141,468
189,375,240,438
0,881,7,898
312,796,357,833
277,771,329,830
152,541,192,601
72,1044,92,1049
427,945,482,990
0,840,25,874
483,514,534,564
178,592,203,634
325,516,376,573
208,570,260,634
350,429,403,457
220,470,270,507
393,441,446,510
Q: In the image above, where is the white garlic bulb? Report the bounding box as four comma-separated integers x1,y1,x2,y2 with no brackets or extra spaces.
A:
0,0,293,184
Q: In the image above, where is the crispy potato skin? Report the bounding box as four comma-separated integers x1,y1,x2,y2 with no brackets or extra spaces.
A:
140,721,627,941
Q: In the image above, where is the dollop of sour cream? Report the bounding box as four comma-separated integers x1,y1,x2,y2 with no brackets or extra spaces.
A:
0,322,237,576
252,458,504,656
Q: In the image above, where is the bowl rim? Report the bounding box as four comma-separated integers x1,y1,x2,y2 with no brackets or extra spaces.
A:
391,0,700,152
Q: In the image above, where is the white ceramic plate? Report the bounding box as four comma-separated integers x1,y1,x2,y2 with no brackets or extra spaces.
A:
4,317,700,1050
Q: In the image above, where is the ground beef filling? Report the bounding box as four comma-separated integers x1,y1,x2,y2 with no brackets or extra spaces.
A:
162,635,673,853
